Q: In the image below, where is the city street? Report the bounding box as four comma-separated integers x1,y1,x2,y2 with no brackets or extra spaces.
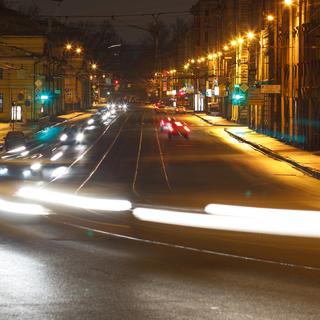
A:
1,105,320,319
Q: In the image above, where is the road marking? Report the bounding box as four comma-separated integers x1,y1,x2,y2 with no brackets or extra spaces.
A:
154,123,172,191
49,214,130,230
132,111,145,196
75,114,131,193
53,219,320,272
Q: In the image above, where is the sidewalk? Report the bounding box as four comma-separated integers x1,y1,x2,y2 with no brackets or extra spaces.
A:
195,114,241,127
197,113,320,179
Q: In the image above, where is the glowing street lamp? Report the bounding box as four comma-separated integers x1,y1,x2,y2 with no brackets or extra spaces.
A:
65,43,72,51
238,37,244,45
207,54,213,60
91,63,97,70
247,32,255,40
75,47,82,54
267,14,275,22
284,0,293,5
218,51,223,57
231,40,237,47
223,45,229,51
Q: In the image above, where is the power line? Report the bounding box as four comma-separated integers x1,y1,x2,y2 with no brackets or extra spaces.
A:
40,11,191,19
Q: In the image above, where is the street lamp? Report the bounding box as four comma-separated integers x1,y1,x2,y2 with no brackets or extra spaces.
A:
65,43,72,51
91,63,97,70
246,32,255,40
267,14,275,22
284,0,293,6
75,47,82,54
231,40,237,47
223,45,229,51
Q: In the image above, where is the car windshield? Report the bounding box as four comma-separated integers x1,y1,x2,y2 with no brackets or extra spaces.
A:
1,1,320,319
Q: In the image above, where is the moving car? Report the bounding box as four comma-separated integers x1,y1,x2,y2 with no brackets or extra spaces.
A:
154,101,166,113
4,131,26,152
160,116,173,132
59,126,84,145
175,106,186,114
160,117,191,137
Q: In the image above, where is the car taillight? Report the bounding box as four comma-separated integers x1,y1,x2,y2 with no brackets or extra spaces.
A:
160,120,164,125
184,126,191,132
175,121,183,127
168,125,174,132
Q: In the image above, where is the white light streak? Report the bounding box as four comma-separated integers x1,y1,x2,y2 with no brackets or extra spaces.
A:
17,187,132,212
50,151,63,162
133,205,320,238
0,198,49,215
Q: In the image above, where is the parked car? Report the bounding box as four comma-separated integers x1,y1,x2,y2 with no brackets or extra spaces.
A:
4,131,26,152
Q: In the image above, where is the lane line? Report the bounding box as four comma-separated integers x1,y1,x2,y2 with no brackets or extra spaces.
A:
52,218,320,272
154,116,172,191
75,114,131,193
48,214,130,230
132,111,145,196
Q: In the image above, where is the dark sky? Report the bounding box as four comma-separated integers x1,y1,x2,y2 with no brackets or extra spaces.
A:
11,0,196,42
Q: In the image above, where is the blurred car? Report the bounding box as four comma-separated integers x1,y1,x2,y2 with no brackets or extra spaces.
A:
154,101,166,113
167,120,191,140
4,131,26,152
59,126,84,145
175,106,186,114
160,116,173,132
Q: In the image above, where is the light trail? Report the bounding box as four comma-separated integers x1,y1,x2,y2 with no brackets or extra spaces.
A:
0,197,49,216
17,187,132,212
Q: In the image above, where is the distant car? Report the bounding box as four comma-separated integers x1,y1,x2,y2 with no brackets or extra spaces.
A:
4,131,26,152
175,106,186,114
167,120,191,140
154,102,166,113
59,126,84,145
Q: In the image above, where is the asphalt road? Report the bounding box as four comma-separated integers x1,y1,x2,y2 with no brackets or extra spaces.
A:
1,105,320,319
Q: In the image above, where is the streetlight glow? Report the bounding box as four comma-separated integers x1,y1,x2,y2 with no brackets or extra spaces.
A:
223,45,229,51
247,32,255,40
76,47,82,54
218,51,222,57
91,63,97,70
238,37,244,44
267,15,275,22
284,0,293,5
231,40,237,47
65,43,72,51
207,54,213,60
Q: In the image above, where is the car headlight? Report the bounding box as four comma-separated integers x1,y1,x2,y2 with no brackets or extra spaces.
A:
60,133,68,142
30,162,42,172
76,132,84,142
87,119,95,125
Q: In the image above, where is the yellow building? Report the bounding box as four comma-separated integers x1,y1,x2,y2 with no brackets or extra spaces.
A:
0,35,50,122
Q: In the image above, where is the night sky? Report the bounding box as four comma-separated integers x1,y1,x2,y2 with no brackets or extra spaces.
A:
11,0,196,42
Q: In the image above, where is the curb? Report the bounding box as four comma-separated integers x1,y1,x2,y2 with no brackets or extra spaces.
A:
225,128,320,180
195,114,241,127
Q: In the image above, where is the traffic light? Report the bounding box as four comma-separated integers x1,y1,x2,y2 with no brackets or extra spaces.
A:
114,80,120,85
231,85,247,106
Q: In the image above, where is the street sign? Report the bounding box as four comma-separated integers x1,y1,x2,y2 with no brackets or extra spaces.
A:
35,79,42,87
240,83,249,92
261,84,281,94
